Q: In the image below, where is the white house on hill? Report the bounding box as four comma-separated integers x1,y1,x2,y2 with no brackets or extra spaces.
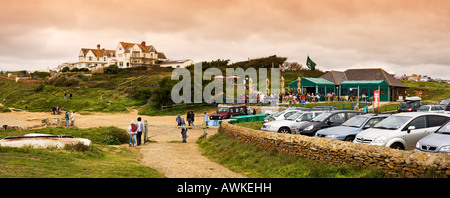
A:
58,41,170,71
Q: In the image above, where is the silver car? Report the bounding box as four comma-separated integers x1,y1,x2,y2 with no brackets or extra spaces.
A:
354,112,450,150
417,105,445,113
261,111,322,134
415,120,450,154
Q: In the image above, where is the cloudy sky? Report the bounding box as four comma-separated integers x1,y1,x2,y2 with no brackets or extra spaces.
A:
1,0,449,79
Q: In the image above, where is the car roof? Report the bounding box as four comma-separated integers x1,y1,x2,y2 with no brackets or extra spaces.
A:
393,112,450,117
358,113,390,118
329,110,364,113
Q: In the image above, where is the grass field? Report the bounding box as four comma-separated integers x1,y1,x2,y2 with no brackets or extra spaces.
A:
198,132,384,178
0,127,165,178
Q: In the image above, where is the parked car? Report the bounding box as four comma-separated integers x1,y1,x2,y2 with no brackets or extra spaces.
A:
438,98,450,107
354,112,450,150
296,110,365,136
312,106,339,110
398,97,424,112
261,111,322,134
417,105,445,113
445,105,450,114
209,105,248,120
316,114,390,142
261,109,301,124
415,120,450,154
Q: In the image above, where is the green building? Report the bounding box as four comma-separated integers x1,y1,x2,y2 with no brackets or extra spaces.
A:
287,68,408,102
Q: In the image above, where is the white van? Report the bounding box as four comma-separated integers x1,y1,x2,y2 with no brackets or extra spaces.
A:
354,112,450,150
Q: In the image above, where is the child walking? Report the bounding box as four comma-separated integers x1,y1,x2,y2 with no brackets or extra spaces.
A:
128,121,138,147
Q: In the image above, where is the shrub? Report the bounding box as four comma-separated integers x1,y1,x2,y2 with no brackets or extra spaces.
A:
101,128,129,145
64,142,90,152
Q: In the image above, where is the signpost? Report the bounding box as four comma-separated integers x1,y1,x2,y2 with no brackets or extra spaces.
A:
373,90,380,113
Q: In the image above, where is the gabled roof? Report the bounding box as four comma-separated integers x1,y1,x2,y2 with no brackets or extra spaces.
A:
320,68,408,88
80,48,115,58
157,52,166,59
321,71,348,85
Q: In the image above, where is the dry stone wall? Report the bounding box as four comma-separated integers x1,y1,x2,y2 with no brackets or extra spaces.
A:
219,122,450,178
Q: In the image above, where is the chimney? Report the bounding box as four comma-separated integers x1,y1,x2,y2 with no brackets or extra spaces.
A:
141,41,146,46
97,44,100,50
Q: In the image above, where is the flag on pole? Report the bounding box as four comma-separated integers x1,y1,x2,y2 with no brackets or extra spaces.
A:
306,56,316,71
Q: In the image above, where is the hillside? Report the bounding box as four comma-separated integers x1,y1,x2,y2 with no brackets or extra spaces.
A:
402,80,450,102
0,67,173,114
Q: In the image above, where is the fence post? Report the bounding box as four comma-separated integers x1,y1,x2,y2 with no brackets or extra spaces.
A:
144,120,148,143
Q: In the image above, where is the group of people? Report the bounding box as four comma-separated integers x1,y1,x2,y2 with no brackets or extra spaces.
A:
64,111,75,127
175,111,209,143
128,117,146,147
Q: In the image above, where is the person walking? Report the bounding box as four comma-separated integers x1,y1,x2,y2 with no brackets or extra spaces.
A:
176,114,182,126
70,111,75,127
354,104,360,111
180,117,188,143
64,111,69,127
135,117,145,146
203,112,208,127
128,121,137,147
190,111,195,126
186,111,192,126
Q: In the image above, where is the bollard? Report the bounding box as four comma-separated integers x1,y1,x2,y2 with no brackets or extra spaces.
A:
144,120,148,143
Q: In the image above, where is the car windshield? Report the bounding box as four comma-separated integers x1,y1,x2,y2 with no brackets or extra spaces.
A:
373,116,412,130
439,100,450,106
417,106,430,111
218,107,229,112
311,112,332,122
399,103,411,108
286,112,303,121
342,116,368,128
271,111,285,118
436,121,450,134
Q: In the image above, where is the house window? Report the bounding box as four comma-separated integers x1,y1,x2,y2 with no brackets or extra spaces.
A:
104,57,106,61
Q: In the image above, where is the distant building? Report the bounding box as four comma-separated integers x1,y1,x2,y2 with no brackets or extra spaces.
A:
159,59,194,68
289,68,409,102
59,41,169,71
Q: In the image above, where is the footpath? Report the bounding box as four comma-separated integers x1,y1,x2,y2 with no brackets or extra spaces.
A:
0,109,246,178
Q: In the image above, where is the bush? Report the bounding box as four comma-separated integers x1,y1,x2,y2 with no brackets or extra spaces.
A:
64,142,90,152
101,129,129,145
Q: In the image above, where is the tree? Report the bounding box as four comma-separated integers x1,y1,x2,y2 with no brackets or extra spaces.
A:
284,62,304,71
104,64,120,74
61,67,70,72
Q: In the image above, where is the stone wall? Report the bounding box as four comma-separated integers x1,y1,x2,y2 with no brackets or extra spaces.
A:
219,122,450,178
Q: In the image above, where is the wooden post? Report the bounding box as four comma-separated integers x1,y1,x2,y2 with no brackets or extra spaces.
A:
144,120,148,143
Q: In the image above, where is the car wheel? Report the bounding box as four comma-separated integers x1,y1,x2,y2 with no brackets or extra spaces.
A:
390,143,405,150
344,136,355,142
278,127,291,134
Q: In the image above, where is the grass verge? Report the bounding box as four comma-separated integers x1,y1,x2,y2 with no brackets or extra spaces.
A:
0,127,165,178
198,132,384,178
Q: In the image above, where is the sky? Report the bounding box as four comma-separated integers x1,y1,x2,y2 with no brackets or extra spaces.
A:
0,0,449,79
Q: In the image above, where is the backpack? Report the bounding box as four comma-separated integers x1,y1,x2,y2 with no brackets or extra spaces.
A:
131,123,137,132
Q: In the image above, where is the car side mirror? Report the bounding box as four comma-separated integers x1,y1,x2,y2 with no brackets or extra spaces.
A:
407,126,415,133
327,120,333,125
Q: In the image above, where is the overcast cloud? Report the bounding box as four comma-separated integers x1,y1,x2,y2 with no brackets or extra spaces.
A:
0,0,449,79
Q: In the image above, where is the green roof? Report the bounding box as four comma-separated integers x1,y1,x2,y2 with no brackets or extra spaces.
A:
289,77,335,87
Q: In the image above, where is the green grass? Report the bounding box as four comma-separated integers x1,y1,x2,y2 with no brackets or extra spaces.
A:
234,121,263,130
402,80,450,102
0,127,165,178
198,132,384,178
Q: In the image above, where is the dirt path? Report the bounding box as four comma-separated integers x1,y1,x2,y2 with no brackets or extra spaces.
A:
0,110,246,178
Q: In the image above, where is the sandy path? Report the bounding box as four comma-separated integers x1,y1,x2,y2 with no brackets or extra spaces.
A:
0,109,246,178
